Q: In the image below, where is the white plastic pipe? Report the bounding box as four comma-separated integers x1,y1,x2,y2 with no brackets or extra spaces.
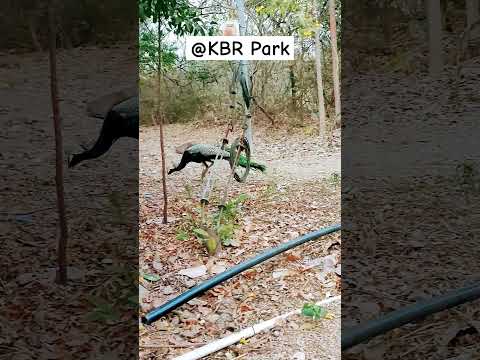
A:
172,295,341,360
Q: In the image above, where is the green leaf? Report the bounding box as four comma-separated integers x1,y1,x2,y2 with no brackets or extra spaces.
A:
193,228,210,239
142,273,161,282
217,223,235,243
176,230,189,241
235,193,249,204
301,303,327,320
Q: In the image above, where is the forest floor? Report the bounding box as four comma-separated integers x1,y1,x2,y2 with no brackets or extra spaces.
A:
2,45,138,359
139,123,341,360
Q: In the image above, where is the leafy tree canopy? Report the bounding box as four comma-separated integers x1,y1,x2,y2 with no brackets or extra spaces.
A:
139,0,216,35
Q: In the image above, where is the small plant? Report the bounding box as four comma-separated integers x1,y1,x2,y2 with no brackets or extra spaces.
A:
179,194,250,255
328,172,341,187
216,223,235,245
214,193,249,225
302,125,319,136
192,226,220,255
301,303,327,320
176,230,189,241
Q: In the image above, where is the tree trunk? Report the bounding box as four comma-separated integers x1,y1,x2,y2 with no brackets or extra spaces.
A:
426,0,443,76
48,0,69,285
158,22,168,224
289,63,297,116
328,0,341,127
466,0,480,28
159,114,168,224
315,29,326,141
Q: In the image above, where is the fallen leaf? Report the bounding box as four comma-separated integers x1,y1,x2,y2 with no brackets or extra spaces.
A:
239,304,253,313
286,253,301,262
179,265,207,279
142,273,161,282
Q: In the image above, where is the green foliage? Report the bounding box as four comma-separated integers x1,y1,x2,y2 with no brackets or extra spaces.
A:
139,26,177,74
164,87,203,123
216,223,235,245
186,62,219,85
301,303,327,320
192,227,210,239
328,172,341,187
137,0,342,128
178,194,249,254
254,0,319,38
302,124,319,136
141,272,161,282
176,230,189,241
214,194,249,225
139,0,216,35
192,226,220,255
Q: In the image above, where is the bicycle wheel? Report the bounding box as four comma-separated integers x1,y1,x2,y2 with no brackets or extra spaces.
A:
229,137,250,183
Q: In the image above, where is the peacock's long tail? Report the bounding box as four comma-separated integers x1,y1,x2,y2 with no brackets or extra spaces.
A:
236,154,266,172
181,143,267,172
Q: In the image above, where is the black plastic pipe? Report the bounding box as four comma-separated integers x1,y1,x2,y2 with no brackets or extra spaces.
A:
142,224,341,324
342,283,480,350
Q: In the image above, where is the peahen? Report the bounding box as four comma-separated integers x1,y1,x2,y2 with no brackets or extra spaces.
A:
69,96,138,168
169,143,266,179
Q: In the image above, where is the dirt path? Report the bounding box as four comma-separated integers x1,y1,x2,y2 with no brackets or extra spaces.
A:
140,123,340,187
140,123,341,360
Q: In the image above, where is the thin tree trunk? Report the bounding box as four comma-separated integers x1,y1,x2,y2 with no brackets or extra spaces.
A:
466,0,480,28
426,0,443,76
298,37,306,123
315,29,326,141
289,63,297,116
159,114,167,224
158,22,168,224
328,0,341,127
48,1,68,284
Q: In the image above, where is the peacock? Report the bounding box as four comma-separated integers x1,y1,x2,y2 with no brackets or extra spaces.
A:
69,96,138,168
168,143,266,179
